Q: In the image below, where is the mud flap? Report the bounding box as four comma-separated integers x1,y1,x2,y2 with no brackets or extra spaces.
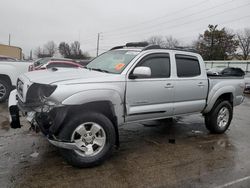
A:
8,90,21,128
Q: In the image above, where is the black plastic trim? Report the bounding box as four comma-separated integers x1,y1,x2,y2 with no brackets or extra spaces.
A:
129,111,166,116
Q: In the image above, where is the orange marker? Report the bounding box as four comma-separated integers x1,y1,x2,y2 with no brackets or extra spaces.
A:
115,63,125,70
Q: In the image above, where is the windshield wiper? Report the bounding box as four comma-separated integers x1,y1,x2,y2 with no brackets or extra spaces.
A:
83,66,110,73
89,68,110,73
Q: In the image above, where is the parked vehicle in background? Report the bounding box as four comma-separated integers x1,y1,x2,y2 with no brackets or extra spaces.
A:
0,61,32,102
207,66,226,75
207,67,245,77
29,61,83,71
30,57,74,71
9,42,245,167
221,67,245,77
0,55,17,62
244,73,250,93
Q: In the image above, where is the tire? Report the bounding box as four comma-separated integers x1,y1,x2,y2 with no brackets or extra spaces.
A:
0,79,11,103
205,100,233,134
58,112,116,168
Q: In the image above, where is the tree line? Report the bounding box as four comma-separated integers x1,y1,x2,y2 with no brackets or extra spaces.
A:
147,25,250,60
35,41,90,59
34,25,250,60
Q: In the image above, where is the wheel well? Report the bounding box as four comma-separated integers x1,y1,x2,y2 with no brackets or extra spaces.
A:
217,93,233,105
66,101,120,147
0,74,12,86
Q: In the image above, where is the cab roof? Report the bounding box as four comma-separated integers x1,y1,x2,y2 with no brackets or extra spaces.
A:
110,42,198,54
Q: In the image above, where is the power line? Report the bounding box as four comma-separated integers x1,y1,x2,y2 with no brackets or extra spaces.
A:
79,0,208,43
98,14,250,49
101,0,208,34
82,1,250,53
103,0,236,37
102,2,250,40
161,14,250,41
79,0,244,44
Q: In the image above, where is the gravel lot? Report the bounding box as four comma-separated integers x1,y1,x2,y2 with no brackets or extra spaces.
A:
0,95,250,188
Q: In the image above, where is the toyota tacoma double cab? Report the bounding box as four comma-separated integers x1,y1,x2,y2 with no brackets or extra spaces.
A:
8,42,245,167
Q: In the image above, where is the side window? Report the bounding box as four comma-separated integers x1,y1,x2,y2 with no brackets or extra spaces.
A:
175,54,201,77
136,54,170,78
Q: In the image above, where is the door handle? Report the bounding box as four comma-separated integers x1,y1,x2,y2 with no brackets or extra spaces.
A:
197,82,205,87
165,83,174,88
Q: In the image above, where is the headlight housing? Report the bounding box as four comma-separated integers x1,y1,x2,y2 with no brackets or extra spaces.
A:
26,84,57,103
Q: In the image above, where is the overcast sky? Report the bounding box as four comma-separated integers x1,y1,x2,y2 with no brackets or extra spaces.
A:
0,0,250,57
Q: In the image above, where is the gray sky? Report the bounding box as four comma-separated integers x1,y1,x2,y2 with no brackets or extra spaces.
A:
1,0,250,57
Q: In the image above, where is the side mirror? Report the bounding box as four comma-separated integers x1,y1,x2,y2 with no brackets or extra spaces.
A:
130,66,151,79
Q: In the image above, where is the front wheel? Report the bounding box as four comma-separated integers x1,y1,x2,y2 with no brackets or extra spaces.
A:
58,112,116,168
0,79,11,103
205,100,233,134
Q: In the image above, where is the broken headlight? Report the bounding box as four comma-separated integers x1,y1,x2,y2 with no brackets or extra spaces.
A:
38,84,57,98
26,84,57,103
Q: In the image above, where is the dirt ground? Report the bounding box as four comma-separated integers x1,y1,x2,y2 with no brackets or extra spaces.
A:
0,95,250,188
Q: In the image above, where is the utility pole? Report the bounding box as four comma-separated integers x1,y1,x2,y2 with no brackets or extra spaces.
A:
30,50,33,60
96,33,101,57
8,34,11,46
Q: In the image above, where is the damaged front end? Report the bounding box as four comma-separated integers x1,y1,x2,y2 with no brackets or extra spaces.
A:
9,82,67,136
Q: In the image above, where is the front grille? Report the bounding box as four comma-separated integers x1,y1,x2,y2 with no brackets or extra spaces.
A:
17,79,24,98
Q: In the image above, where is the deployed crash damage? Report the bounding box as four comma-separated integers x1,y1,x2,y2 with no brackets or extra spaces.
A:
13,79,59,131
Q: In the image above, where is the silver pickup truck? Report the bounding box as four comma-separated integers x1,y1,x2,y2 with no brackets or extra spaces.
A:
8,42,245,168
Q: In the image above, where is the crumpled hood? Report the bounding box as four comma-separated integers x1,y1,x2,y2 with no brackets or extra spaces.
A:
23,68,123,85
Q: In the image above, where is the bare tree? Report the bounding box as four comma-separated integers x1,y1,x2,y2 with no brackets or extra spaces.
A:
44,41,57,57
237,28,250,60
58,41,89,59
164,36,180,48
147,35,180,48
34,46,50,58
34,46,43,58
71,41,82,56
59,42,71,58
147,35,165,46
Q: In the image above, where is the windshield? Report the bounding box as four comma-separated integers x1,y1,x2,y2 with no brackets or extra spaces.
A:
86,50,140,74
34,58,50,67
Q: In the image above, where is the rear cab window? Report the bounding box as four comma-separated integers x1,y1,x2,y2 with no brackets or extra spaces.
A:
175,54,201,77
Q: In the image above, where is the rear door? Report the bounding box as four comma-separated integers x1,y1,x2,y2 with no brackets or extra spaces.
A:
173,54,208,115
125,53,174,122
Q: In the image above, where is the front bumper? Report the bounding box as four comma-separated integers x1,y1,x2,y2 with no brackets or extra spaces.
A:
8,89,68,135
8,90,21,128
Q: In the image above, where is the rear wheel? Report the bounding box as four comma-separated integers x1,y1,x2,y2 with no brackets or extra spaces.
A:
205,100,233,134
0,79,11,103
58,112,116,168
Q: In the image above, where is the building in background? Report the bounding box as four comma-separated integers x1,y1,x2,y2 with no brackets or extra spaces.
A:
0,44,22,60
